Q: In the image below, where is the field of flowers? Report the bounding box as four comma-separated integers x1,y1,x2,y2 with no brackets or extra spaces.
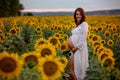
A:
0,15,120,80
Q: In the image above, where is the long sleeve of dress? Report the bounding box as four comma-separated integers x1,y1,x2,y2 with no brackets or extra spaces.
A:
75,22,88,50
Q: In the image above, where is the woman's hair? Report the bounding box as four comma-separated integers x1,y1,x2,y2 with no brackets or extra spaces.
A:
74,7,86,25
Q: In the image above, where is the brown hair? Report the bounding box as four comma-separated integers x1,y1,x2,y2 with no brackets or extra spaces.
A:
74,8,86,26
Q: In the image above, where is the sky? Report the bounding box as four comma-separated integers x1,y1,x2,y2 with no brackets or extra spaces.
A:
20,0,120,12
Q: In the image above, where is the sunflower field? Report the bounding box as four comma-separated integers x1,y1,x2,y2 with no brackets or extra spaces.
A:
0,15,120,80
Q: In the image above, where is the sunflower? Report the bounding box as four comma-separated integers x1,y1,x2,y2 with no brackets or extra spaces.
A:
98,51,110,61
57,25,62,31
107,39,114,46
101,56,115,68
39,56,64,80
0,51,22,79
97,26,103,32
100,39,106,45
91,35,100,42
34,38,48,49
36,26,42,31
22,51,40,68
36,43,56,57
104,30,111,38
9,27,18,36
91,41,101,48
111,27,117,32
48,36,60,49
59,41,69,52
112,33,118,40
54,33,61,38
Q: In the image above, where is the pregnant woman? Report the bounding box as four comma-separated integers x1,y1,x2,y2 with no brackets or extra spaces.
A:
68,8,89,80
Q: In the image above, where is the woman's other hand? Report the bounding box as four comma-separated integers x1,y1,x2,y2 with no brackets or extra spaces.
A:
72,47,78,53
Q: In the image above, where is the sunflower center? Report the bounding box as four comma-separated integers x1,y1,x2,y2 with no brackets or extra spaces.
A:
92,36,98,41
101,54,108,60
25,55,38,64
0,57,17,73
61,45,66,50
10,29,16,34
105,32,110,37
41,48,52,57
108,41,113,45
93,42,100,47
59,59,65,64
43,61,58,76
98,27,102,31
50,38,57,45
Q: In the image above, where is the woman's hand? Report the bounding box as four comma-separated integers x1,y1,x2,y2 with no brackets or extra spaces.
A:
72,47,78,53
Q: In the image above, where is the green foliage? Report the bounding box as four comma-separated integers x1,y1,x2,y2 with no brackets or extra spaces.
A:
0,0,11,17
0,0,24,17
42,29,54,39
3,34,26,55
15,66,41,80
20,24,37,52
113,40,120,69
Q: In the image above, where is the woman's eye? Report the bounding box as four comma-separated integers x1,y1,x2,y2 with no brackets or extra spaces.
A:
76,14,81,15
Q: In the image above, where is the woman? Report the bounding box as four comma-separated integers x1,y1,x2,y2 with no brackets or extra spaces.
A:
68,8,89,80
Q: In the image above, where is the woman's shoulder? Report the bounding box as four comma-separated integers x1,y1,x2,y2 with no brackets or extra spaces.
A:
81,21,88,25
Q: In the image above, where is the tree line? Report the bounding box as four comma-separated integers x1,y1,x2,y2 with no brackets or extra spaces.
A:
0,0,24,17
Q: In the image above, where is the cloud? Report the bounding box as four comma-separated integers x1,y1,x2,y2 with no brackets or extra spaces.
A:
20,8,75,12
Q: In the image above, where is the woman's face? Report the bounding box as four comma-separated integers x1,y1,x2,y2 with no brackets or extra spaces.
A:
76,10,82,23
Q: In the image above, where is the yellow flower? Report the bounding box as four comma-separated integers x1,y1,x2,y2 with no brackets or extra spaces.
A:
34,38,48,49
39,56,64,80
107,39,114,46
48,36,60,49
91,35,100,42
9,27,18,36
101,56,115,69
59,41,69,52
112,33,119,40
22,51,40,65
0,51,22,79
36,43,57,57
97,26,103,32
91,41,101,48
100,39,106,45
104,30,111,38
98,48,113,62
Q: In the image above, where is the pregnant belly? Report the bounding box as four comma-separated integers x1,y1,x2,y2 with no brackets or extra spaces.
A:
68,37,74,49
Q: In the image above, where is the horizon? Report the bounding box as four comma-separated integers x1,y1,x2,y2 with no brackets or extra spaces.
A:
21,8,120,13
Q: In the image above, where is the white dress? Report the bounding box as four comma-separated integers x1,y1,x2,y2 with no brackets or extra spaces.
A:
70,21,89,80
